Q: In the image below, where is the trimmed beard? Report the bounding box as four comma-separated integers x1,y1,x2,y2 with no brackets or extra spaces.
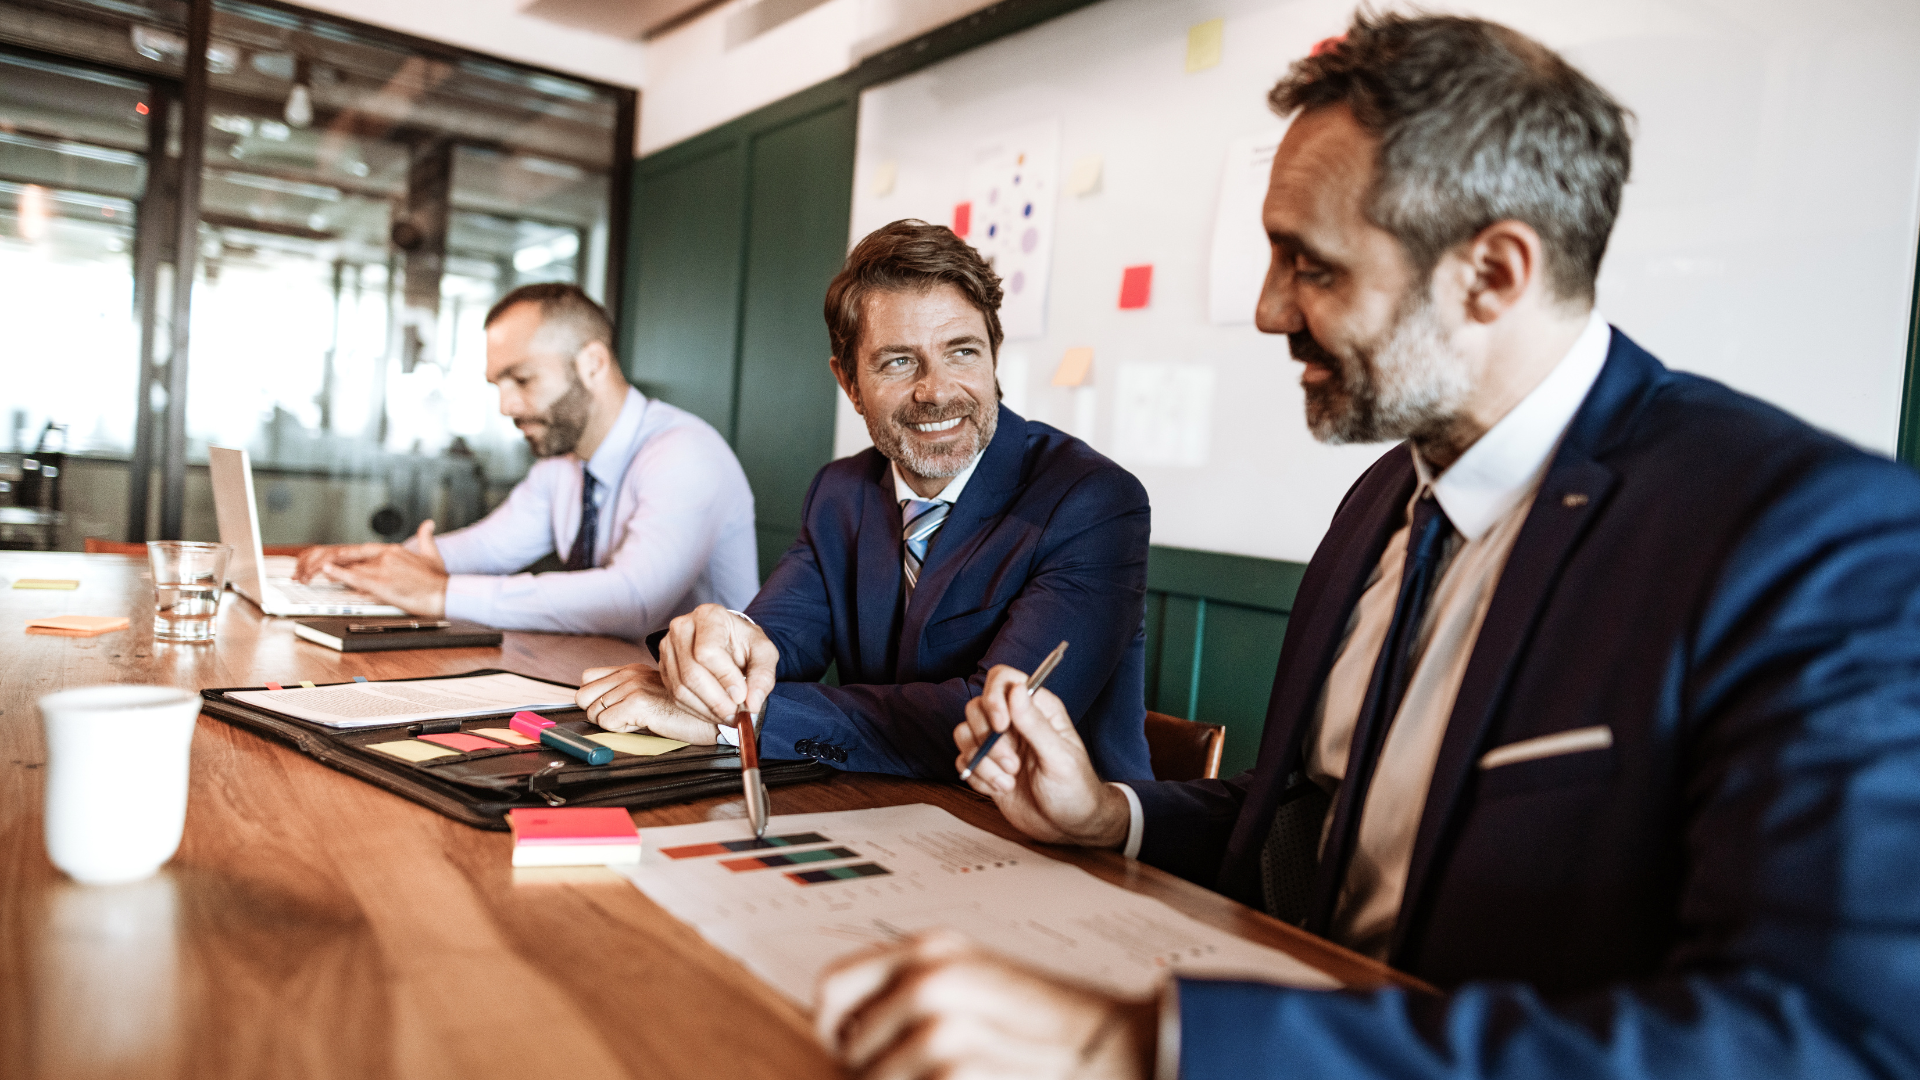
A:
866,395,998,480
519,367,594,457
1293,285,1471,447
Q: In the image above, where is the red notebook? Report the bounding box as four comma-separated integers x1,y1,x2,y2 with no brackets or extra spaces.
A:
508,808,641,867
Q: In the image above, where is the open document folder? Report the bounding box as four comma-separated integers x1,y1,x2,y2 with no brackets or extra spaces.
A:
224,672,574,728
620,803,1342,1004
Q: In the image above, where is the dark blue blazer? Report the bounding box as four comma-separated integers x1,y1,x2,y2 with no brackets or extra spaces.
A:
746,405,1154,781
1131,331,1920,1079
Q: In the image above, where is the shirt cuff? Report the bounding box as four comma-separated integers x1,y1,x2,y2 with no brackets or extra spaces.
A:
1156,981,1182,1080
1111,782,1144,859
440,574,489,625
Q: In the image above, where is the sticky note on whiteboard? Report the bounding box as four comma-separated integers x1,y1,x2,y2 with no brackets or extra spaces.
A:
1118,265,1153,309
1187,18,1224,73
1066,155,1102,196
1112,364,1215,468
871,160,897,197
953,201,972,237
1052,347,1094,387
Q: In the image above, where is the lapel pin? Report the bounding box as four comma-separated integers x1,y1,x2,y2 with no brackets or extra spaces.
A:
1562,492,1590,508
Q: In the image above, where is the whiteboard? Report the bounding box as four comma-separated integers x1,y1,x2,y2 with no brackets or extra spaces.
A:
844,0,1920,563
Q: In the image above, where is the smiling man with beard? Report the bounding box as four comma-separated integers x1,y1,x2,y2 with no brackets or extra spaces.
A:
294,283,758,639
576,221,1154,779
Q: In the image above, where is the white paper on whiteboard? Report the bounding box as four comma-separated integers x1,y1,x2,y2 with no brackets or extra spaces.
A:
1207,126,1287,326
967,121,1061,340
1112,364,1214,468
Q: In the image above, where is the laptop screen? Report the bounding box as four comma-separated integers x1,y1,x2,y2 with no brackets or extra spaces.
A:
208,445,269,602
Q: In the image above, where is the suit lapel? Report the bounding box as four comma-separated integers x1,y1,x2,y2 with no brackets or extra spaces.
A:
1390,331,1663,961
895,405,1027,682
1213,448,1416,905
854,454,905,681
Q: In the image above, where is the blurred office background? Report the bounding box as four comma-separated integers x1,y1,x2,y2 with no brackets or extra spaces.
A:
1,0,630,552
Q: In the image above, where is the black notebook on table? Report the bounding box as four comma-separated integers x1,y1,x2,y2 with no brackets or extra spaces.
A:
294,617,502,651
200,669,831,829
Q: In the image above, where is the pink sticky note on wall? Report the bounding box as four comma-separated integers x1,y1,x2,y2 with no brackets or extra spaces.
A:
1118,264,1154,309
418,732,507,753
952,202,972,237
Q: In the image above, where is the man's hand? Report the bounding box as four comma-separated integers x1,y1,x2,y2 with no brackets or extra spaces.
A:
299,521,449,618
576,663,722,745
954,665,1132,849
657,603,779,724
815,930,1157,1080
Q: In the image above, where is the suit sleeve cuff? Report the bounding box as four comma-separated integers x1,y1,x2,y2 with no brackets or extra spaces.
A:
1111,782,1145,859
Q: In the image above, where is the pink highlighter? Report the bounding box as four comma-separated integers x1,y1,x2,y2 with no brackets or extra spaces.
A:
510,711,556,740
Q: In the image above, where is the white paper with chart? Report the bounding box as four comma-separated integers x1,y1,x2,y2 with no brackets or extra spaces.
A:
618,803,1339,1004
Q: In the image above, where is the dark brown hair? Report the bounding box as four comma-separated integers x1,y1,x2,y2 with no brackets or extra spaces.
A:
1270,12,1632,303
825,220,1004,365
484,282,614,353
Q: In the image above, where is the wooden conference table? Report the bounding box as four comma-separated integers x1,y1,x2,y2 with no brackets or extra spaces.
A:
0,552,1417,1080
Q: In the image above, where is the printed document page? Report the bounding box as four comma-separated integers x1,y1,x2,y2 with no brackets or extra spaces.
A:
225,672,575,728
618,803,1340,1004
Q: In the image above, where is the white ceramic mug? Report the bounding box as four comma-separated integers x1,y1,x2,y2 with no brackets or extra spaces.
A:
39,685,201,885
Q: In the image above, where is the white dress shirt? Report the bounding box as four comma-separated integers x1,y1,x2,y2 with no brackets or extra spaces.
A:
1123,313,1613,962
424,387,760,640
891,452,982,510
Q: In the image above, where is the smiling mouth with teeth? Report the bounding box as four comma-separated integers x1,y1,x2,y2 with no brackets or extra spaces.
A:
912,417,965,434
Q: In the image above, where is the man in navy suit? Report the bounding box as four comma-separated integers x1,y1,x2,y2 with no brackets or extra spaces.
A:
581,220,1153,781
812,13,1920,1080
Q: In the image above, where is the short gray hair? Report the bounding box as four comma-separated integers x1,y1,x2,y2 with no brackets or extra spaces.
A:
1271,12,1632,304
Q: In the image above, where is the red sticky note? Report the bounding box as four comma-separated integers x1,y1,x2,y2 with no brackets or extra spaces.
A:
265,682,283,691
509,807,638,846
1118,264,1154,309
418,732,506,753
952,202,972,237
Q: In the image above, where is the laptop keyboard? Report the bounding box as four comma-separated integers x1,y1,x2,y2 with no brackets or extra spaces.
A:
270,578,385,605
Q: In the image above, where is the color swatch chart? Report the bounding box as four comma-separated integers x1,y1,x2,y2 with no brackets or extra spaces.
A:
660,833,891,886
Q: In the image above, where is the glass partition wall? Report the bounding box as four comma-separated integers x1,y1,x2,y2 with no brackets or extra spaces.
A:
0,0,633,550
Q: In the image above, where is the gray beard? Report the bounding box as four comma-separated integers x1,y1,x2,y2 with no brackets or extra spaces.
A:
867,400,998,480
1303,291,1471,447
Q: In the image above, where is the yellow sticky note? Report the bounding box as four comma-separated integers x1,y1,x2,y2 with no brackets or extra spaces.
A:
367,740,458,763
1186,18,1223,72
299,680,317,689
1066,155,1103,197
473,727,537,746
587,731,690,757
871,160,897,197
13,579,79,590
1053,347,1095,387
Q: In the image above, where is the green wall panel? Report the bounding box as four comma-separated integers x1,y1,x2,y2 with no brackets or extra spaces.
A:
625,143,747,436
734,100,857,568
1190,602,1288,776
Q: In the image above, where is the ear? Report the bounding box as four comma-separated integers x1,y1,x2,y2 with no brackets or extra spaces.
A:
829,356,864,415
1461,220,1545,325
574,340,615,383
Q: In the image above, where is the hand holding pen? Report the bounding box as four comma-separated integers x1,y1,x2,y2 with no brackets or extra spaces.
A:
951,647,1133,849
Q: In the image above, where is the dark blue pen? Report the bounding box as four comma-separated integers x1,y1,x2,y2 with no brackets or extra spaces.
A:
959,640,1068,781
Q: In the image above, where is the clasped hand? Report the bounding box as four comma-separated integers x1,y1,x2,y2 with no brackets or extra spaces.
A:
292,520,448,617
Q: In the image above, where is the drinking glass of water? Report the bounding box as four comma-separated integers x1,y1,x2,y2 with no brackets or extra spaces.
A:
146,541,231,643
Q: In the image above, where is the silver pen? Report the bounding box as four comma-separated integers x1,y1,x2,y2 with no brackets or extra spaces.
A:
958,640,1068,781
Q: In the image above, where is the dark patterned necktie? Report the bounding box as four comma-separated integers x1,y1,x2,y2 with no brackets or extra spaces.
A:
901,497,950,602
1262,493,1454,928
563,469,599,572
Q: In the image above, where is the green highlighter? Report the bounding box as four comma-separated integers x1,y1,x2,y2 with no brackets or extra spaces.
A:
541,725,613,766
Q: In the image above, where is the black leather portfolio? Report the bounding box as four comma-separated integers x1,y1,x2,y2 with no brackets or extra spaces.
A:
199,669,830,830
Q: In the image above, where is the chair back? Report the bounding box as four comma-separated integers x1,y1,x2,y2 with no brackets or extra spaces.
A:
1144,711,1226,781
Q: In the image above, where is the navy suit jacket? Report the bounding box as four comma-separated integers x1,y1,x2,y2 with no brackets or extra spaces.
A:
1130,331,1920,1079
746,405,1154,781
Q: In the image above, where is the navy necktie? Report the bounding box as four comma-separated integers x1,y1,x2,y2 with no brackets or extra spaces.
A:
563,469,599,572
1269,493,1454,931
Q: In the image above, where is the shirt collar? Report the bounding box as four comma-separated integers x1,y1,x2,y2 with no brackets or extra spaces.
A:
892,450,984,508
1416,312,1611,542
581,386,648,491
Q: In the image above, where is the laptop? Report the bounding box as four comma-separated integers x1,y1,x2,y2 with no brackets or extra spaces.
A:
209,445,407,617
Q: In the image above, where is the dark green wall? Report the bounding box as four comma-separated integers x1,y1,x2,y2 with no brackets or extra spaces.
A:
1145,547,1304,777
623,82,859,579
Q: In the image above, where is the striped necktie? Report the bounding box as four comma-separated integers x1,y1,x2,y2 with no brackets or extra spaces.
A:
900,497,951,602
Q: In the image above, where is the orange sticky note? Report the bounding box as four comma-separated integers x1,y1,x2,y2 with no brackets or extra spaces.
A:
1119,264,1154,309
1052,347,1095,387
26,615,129,637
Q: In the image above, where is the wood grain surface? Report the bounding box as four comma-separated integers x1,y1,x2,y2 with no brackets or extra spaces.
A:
1,553,1420,1080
